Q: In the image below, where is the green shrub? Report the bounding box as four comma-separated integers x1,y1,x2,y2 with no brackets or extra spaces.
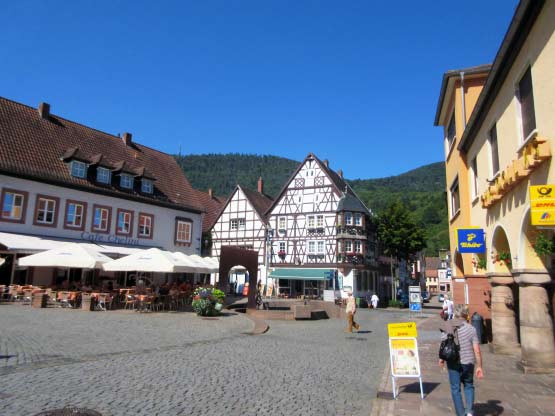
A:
191,287,225,316
388,300,403,308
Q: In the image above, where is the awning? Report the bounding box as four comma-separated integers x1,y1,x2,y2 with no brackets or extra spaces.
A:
269,268,334,280
0,231,149,256
102,248,198,273
18,243,112,269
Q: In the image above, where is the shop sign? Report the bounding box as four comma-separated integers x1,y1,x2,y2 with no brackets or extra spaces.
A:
387,322,417,338
81,231,140,246
530,185,555,226
456,228,486,253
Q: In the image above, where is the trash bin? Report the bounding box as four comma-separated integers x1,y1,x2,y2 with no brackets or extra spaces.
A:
31,293,47,308
471,312,483,344
81,293,94,311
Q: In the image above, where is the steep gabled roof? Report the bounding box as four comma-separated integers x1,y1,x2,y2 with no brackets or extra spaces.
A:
195,190,226,233
0,97,203,212
209,185,273,232
337,191,370,215
264,153,347,215
241,187,274,220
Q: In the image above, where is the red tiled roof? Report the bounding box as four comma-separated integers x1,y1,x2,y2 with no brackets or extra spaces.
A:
0,97,203,212
195,189,225,233
241,187,274,220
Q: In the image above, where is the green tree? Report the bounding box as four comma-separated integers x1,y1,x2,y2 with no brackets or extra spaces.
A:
377,200,427,261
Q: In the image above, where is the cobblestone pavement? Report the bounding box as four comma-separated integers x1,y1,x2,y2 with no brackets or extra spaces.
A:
0,304,408,416
371,314,555,416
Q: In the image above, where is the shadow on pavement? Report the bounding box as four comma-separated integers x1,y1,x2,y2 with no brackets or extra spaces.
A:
474,400,504,415
400,381,440,396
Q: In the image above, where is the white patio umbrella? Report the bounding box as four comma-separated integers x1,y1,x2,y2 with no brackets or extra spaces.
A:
173,253,219,273
102,248,197,273
18,243,112,269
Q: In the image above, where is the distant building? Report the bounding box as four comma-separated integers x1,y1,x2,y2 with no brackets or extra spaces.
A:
424,257,440,293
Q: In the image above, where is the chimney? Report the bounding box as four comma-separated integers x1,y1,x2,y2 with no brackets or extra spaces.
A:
38,102,50,119
258,177,264,194
323,159,329,168
208,188,213,198
122,132,132,146
338,169,343,179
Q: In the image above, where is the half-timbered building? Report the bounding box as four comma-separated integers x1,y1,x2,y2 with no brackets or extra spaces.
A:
266,153,379,299
210,178,273,291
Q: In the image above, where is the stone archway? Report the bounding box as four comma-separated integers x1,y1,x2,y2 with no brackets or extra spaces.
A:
218,246,258,310
454,250,464,278
491,225,512,272
519,208,550,269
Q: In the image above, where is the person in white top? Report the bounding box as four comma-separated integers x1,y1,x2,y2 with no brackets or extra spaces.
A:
370,293,379,309
443,295,454,320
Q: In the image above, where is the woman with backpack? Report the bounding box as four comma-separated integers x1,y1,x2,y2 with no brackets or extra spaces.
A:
438,304,484,416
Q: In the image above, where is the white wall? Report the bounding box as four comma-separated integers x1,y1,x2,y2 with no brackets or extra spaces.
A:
0,175,203,254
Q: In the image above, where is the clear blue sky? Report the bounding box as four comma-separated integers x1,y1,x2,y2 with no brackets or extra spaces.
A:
2,1,518,179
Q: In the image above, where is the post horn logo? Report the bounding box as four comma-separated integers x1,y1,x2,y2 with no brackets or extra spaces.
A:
538,186,553,197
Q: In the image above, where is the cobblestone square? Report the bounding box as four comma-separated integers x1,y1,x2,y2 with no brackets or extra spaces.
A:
0,305,407,416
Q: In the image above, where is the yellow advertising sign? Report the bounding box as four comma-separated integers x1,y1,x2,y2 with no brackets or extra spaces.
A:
530,185,555,226
389,338,420,377
387,322,417,338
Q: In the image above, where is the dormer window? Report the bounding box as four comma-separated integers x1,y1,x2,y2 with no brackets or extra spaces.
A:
96,167,111,184
120,174,133,189
141,179,153,194
70,161,87,178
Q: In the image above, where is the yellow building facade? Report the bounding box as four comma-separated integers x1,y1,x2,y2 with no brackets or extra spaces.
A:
436,0,555,372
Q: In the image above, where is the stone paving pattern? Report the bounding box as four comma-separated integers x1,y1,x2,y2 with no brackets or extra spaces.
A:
371,314,555,416
0,304,407,416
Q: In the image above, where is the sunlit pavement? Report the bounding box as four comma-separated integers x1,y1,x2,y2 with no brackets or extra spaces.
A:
0,304,408,416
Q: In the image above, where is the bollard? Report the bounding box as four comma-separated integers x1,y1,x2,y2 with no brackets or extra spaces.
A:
471,312,484,344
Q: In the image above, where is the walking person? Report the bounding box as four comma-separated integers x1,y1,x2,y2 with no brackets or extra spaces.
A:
443,294,454,320
439,305,484,416
344,291,360,333
371,293,379,309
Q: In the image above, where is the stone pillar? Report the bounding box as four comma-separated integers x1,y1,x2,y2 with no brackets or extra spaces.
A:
513,270,555,373
488,274,520,354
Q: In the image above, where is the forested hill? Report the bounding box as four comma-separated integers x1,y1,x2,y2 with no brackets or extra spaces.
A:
175,154,448,254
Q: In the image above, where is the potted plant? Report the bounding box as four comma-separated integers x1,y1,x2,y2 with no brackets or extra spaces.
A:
278,250,286,260
192,287,225,316
492,251,512,269
533,231,555,258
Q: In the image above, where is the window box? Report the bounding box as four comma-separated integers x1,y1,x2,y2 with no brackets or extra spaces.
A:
278,250,286,260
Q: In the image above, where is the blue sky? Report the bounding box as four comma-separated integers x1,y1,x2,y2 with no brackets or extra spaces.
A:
2,1,518,179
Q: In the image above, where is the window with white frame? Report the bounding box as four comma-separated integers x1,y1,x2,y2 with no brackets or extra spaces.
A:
489,124,500,176
308,241,316,254
36,197,56,224
175,220,192,243
141,179,153,194
138,214,153,238
317,240,325,253
93,206,110,232
96,167,111,184
230,218,245,230
450,177,460,217
116,210,132,235
316,215,324,227
278,217,286,230
354,213,362,226
66,202,85,228
279,242,286,252
344,240,352,253
354,240,362,253
470,157,479,199
70,161,87,178
120,174,133,189
345,212,353,225
307,215,315,228
516,66,536,141
2,191,25,220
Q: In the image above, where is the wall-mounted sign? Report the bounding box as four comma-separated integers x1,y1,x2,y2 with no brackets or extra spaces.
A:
456,228,486,253
530,185,555,226
81,232,140,246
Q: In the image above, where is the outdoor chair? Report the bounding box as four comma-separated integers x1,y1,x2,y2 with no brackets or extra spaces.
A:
58,292,73,308
22,289,33,305
95,294,109,311
124,294,136,310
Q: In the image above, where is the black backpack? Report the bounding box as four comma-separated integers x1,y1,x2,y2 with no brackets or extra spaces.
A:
439,328,460,362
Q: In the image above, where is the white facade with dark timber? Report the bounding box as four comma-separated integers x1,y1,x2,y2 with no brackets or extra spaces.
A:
210,181,273,284
266,153,380,298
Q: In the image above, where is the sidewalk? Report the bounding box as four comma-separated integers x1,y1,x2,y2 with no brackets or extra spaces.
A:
371,314,555,416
